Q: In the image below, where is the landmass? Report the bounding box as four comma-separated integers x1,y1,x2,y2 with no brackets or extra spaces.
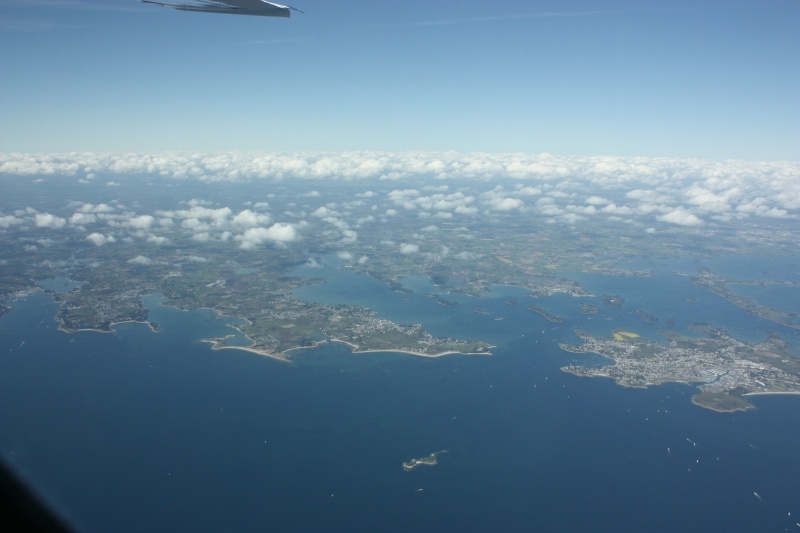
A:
24,254,492,360
403,450,448,471
1,175,798,389
197,294,492,359
560,326,800,411
588,268,653,278
691,268,800,329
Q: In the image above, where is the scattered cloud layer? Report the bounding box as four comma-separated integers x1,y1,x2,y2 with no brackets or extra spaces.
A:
1,152,798,234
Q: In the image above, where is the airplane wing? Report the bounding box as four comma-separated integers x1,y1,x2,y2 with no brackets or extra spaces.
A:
141,0,298,17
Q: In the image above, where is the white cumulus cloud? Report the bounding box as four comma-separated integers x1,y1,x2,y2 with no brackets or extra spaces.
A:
35,213,66,229
232,209,272,227
0,215,23,228
235,223,298,250
70,212,97,225
129,215,155,229
399,243,419,254
657,208,704,226
128,255,153,265
487,197,523,211
86,232,116,246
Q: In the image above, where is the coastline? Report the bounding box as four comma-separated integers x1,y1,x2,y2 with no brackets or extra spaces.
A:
564,363,793,413
181,303,478,360
49,294,490,362
27,284,496,362
489,282,594,298
9,287,163,336
152,299,295,362
691,395,755,413
327,337,494,359
58,319,159,335
157,301,254,327
743,391,800,397
200,338,292,363
201,335,492,362
561,366,654,390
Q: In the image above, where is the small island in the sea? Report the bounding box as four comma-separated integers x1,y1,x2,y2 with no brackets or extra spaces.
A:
435,298,458,308
602,294,625,308
403,450,448,471
635,309,658,324
528,303,566,323
579,303,599,314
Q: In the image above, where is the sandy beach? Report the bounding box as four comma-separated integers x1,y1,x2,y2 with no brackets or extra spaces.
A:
327,337,493,358
58,319,159,335
200,337,292,363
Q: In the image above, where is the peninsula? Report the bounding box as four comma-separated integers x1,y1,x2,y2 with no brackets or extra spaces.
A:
691,268,800,329
559,325,800,412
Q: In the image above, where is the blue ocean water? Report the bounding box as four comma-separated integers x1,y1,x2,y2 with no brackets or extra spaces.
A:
1,264,800,532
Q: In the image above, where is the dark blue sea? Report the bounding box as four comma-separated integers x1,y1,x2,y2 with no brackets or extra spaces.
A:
1,260,800,532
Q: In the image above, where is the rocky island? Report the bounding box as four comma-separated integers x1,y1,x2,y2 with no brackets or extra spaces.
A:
403,450,448,471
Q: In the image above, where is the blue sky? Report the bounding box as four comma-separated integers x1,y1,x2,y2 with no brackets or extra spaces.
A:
1,0,798,160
